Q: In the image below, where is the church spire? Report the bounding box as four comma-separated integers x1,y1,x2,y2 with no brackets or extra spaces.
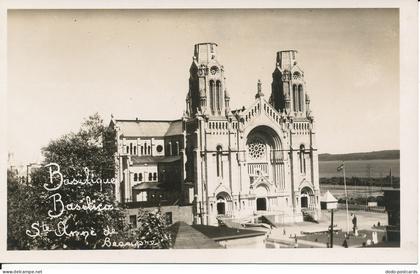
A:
270,50,308,117
186,43,228,118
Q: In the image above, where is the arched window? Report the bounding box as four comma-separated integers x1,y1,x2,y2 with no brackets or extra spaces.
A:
153,172,157,181
149,173,152,181
248,137,266,161
148,146,151,155
176,141,179,156
216,145,223,177
140,146,144,155
299,144,306,173
215,82,220,112
126,146,129,154
168,142,172,156
216,81,222,112
293,84,298,112
209,80,215,112
134,173,138,181
134,146,137,155
139,173,143,182
298,85,304,112
130,143,133,154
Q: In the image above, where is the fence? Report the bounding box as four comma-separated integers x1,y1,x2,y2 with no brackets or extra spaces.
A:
337,203,386,213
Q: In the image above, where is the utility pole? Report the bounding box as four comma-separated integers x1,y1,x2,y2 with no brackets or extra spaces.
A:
337,162,350,234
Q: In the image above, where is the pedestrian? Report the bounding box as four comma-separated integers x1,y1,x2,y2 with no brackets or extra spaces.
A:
352,213,357,234
283,228,286,236
342,239,348,248
372,231,378,244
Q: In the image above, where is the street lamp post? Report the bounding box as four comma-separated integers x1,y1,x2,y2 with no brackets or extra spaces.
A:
321,190,338,248
330,208,334,248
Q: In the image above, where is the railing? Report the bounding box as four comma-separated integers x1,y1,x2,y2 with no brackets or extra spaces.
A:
237,100,312,137
124,199,178,209
337,203,386,213
262,102,283,127
292,121,310,135
206,120,239,135
243,101,261,124
241,100,284,128
248,163,269,176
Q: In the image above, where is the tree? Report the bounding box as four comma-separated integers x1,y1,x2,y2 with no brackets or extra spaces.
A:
7,169,33,249
135,210,172,249
8,113,128,249
8,113,175,250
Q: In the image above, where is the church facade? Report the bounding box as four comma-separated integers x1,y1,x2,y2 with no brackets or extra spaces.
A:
109,43,321,226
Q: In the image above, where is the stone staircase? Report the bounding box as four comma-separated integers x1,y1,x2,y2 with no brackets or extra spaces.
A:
302,209,319,223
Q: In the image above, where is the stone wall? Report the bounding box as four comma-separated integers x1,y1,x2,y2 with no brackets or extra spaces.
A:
126,205,193,226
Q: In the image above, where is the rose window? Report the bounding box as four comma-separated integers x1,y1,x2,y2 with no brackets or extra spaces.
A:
248,138,266,160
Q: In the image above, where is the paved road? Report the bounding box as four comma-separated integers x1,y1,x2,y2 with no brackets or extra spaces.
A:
267,210,388,247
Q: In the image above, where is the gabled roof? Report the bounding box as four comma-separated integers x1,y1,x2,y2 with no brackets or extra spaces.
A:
132,182,162,190
131,155,181,164
170,222,222,249
320,190,338,203
115,119,183,137
291,63,304,74
192,224,266,241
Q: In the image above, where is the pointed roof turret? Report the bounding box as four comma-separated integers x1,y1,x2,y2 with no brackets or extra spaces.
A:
321,191,338,203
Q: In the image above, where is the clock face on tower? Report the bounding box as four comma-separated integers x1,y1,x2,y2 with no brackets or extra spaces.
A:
210,66,219,75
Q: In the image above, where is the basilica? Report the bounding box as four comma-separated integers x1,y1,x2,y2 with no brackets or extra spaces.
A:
108,43,321,226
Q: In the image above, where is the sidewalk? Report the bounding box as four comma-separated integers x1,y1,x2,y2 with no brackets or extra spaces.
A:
265,210,388,248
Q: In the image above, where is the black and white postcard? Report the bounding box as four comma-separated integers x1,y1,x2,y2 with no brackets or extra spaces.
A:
0,0,417,266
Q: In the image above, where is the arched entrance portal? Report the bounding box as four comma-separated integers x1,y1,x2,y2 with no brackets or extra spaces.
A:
300,187,313,209
301,195,308,208
216,192,231,216
255,185,269,211
256,198,267,211
217,201,225,215
246,125,283,190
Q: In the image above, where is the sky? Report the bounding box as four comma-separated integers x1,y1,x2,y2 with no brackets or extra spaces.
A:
7,9,399,165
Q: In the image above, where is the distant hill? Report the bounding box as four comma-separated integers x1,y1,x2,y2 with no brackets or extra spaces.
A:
319,150,399,161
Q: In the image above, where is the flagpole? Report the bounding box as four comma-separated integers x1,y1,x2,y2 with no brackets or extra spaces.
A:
390,168,393,188
343,162,350,234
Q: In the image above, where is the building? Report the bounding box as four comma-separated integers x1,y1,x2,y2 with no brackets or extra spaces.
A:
7,152,41,184
383,187,400,243
108,119,185,205
108,43,322,226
